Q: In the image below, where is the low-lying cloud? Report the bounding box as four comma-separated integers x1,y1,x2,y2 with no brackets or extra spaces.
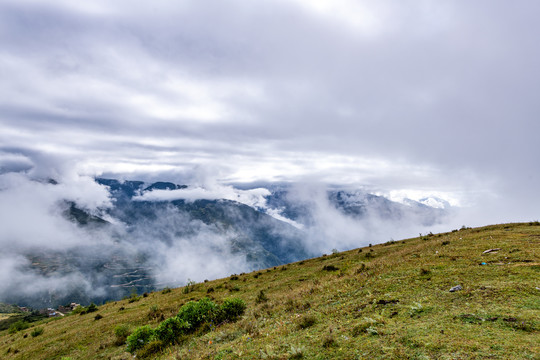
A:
134,185,270,209
0,167,265,307
0,151,535,309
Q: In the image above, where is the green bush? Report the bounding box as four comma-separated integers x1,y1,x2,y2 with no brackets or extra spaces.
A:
219,298,246,322
128,296,141,303
256,290,268,304
8,320,29,334
114,324,131,346
124,297,247,354
153,317,190,345
71,306,85,315
177,297,218,330
31,327,44,337
76,303,99,315
322,265,339,271
182,279,197,294
126,325,155,353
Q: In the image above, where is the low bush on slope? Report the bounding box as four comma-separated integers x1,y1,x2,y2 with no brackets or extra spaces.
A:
126,297,246,357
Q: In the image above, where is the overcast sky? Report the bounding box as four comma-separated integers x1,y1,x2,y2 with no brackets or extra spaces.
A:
1,0,539,225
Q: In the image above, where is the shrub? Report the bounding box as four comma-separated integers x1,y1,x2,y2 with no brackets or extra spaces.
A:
94,314,103,321
8,320,29,334
126,325,155,353
161,287,172,294
220,298,246,322
72,306,85,315
78,303,99,315
31,327,44,337
153,317,190,345
256,290,268,304
123,297,247,354
147,305,161,320
182,279,197,294
128,295,141,303
177,298,218,330
355,263,367,274
322,265,339,271
114,324,131,346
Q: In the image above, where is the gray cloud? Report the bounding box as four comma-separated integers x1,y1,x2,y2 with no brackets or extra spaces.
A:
0,0,539,227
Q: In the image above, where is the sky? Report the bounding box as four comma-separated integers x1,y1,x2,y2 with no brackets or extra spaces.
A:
1,0,540,226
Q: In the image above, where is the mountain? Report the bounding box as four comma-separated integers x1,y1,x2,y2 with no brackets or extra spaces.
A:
1,179,450,309
96,178,310,266
262,186,449,227
1,223,537,359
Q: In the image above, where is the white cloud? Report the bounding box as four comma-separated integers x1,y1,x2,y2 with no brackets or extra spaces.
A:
0,172,112,250
383,189,463,207
0,0,539,230
134,184,270,209
287,0,388,36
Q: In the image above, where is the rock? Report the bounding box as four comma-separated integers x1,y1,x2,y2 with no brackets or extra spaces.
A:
449,285,463,292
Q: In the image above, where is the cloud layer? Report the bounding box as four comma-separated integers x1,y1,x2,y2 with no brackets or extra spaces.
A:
1,1,539,225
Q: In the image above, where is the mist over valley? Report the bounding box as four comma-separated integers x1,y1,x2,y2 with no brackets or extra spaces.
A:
0,175,451,309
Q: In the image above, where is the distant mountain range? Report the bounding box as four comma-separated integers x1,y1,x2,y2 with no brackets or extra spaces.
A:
3,178,450,308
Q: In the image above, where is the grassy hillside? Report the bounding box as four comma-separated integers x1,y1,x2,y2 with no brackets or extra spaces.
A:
0,223,538,359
